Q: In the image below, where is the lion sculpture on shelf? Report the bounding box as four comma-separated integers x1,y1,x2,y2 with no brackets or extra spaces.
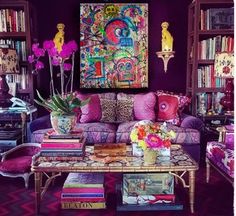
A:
161,22,174,52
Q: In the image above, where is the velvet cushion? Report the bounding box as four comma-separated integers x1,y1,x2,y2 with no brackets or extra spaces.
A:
100,99,116,123
156,91,191,125
76,93,101,123
116,100,134,122
133,92,156,121
0,156,33,173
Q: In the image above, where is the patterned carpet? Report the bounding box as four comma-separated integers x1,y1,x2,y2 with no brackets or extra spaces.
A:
0,165,234,216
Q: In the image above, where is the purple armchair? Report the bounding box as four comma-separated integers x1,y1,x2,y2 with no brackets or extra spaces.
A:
0,143,40,188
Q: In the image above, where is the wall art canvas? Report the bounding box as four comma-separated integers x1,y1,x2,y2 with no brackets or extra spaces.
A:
80,3,148,88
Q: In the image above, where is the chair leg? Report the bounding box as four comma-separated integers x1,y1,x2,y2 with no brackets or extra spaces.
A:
23,173,32,188
206,158,210,183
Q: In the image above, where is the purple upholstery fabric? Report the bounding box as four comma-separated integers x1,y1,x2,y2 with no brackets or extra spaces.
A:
206,141,234,178
31,123,117,144
6,146,40,160
0,156,33,173
116,121,139,143
76,122,117,144
180,113,204,131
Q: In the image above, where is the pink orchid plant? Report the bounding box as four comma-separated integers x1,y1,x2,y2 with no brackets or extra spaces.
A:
130,121,176,151
28,40,90,116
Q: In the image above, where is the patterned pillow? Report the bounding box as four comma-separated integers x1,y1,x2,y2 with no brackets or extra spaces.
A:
156,91,191,125
116,99,134,122
100,99,116,123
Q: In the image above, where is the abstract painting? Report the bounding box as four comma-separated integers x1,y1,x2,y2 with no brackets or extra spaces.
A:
80,3,148,88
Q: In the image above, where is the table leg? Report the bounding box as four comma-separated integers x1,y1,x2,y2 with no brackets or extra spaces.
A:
189,170,195,214
206,158,210,183
35,172,42,215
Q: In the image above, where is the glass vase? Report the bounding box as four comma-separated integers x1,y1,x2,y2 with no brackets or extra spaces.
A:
143,148,157,165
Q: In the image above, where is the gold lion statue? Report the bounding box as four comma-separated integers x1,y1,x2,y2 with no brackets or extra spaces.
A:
53,23,65,52
161,22,173,52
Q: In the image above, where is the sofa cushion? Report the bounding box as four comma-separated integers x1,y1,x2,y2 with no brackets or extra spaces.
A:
100,99,117,123
116,121,139,143
156,91,191,125
76,93,101,123
76,122,117,144
206,141,234,178
134,92,156,121
116,99,134,122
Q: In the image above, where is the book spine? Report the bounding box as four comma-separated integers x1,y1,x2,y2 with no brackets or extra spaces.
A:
40,152,84,157
38,156,83,162
61,193,104,198
62,187,104,193
61,201,106,209
42,138,83,143
61,197,105,202
41,142,83,149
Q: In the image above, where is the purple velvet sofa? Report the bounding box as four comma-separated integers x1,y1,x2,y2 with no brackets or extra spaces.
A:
29,92,204,163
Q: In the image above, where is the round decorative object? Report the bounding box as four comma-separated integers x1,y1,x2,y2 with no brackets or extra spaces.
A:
50,112,77,134
143,148,157,165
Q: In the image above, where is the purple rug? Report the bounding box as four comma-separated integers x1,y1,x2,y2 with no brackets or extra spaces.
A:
0,166,233,216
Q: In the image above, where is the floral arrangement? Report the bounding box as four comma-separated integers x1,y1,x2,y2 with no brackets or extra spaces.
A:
28,39,89,116
130,121,176,151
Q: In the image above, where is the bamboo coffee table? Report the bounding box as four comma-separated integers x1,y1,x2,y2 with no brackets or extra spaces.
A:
31,144,199,214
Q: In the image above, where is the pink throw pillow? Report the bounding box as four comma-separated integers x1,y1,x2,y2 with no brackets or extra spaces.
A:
76,93,101,123
133,92,156,121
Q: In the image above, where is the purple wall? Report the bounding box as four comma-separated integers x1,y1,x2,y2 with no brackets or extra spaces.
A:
31,0,191,95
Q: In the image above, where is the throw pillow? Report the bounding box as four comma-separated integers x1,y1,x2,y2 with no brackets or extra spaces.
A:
100,99,116,123
156,91,191,125
76,93,101,123
157,94,180,125
133,92,156,121
116,99,134,122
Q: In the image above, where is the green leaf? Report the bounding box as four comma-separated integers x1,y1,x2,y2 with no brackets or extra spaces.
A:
80,97,90,107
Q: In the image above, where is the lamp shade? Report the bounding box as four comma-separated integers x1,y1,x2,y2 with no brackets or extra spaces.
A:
0,47,19,74
214,52,234,78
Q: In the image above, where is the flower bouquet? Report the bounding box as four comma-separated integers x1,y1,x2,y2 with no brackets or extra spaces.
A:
130,121,176,161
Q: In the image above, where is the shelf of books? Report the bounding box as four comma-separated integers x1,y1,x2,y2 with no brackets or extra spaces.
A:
186,0,234,116
0,0,36,104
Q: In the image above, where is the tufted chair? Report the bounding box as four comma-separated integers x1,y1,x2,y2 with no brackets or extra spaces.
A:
206,125,234,186
0,143,40,188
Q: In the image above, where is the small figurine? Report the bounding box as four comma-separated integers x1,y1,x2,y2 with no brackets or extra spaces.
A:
161,22,174,52
53,23,65,52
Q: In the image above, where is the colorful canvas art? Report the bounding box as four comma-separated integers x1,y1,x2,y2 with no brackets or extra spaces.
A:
80,3,148,88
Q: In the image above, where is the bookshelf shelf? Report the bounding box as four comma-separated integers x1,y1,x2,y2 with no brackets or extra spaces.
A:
0,0,36,104
186,0,234,116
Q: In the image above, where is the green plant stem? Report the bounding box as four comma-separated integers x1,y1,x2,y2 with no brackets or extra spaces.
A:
70,52,75,93
48,55,55,95
60,62,64,96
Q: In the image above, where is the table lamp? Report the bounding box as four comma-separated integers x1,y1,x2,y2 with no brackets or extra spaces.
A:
0,47,19,107
214,52,234,114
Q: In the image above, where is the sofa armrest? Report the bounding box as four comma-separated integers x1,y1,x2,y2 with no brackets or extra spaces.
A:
29,114,51,133
180,113,204,131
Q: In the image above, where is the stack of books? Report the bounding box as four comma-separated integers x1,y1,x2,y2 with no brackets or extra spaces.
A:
39,129,85,161
122,173,175,205
61,173,106,209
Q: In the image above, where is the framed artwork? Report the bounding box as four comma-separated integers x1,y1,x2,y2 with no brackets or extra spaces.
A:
80,3,148,88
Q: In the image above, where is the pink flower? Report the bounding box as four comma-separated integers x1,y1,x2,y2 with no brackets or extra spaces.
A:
32,43,39,52
67,40,78,52
145,134,164,148
48,47,58,57
34,48,45,58
43,40,55,50
51,57,60,66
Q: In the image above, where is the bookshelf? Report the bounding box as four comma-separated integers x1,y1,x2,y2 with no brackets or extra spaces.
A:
186,0,234,116
0,0,36,104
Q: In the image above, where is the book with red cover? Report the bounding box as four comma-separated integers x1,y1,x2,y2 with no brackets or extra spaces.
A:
44,128,83,139
41,142,84,149
62,187,104,193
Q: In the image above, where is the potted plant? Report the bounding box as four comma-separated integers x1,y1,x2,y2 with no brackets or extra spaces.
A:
28,29,89,134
